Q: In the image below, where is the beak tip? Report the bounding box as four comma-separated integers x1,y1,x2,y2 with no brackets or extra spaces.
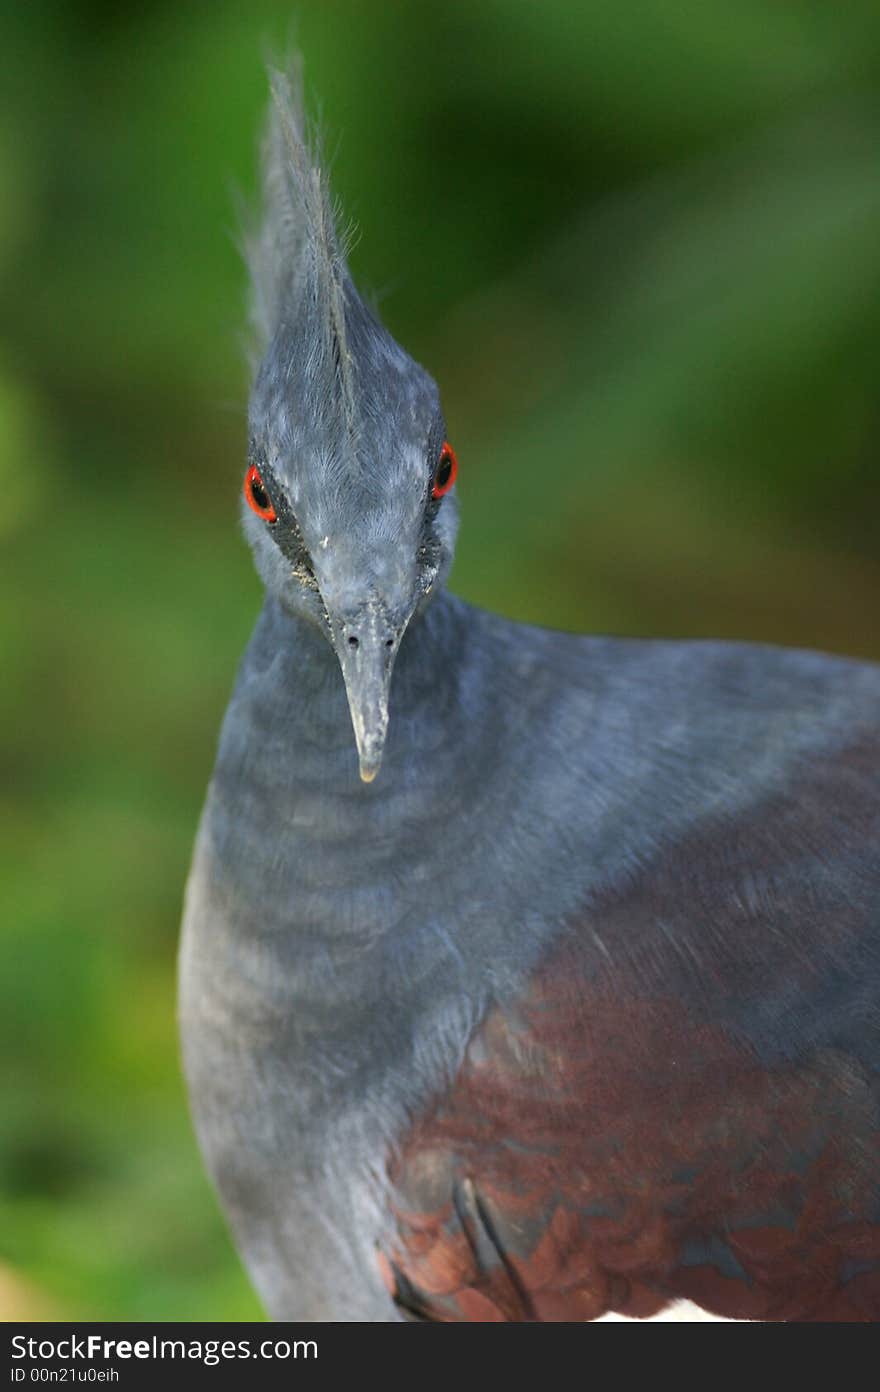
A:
359,762,380,784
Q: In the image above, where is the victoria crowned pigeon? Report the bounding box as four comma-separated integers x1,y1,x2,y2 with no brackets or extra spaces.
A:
179,70,880,1322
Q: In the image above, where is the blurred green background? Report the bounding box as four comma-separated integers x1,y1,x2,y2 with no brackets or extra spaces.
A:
2,1,879,1320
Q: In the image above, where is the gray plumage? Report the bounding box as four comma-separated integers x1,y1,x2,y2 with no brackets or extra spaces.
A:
179,70,880,1322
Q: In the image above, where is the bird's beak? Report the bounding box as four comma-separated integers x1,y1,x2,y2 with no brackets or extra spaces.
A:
332,603,402,783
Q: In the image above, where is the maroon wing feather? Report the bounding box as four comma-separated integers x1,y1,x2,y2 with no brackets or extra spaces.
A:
382,739,880,1321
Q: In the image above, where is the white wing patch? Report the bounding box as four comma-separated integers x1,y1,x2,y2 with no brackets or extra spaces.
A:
596,1300,745,1322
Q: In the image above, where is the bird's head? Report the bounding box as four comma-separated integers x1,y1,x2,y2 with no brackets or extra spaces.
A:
241,69,459,782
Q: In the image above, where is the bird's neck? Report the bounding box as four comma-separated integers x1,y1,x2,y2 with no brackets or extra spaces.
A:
202,585,490,978
240,587,477,806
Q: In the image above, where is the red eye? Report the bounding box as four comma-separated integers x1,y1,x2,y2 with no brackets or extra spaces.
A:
244,464,277,523
432,442,458,499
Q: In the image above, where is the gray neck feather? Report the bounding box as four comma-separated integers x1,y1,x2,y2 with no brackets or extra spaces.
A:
201,591,504,1000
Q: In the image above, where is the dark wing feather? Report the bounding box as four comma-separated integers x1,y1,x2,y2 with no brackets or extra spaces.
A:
384,736,880,1321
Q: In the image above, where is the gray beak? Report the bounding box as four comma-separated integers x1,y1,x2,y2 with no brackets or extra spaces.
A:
332,603,401,783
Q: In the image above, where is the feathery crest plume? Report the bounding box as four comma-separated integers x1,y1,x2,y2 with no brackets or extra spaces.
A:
245,63,356,433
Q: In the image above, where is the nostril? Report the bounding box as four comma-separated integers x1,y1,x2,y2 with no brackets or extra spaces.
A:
385,638,394,649
348,635,359,649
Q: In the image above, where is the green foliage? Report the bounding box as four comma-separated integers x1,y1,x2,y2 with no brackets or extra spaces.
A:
1,1,878,1318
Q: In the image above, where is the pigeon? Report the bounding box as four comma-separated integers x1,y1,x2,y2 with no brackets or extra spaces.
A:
179,68,880,1321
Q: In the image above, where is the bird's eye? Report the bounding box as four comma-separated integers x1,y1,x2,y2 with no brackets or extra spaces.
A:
432,442,458,500
244,464,277,523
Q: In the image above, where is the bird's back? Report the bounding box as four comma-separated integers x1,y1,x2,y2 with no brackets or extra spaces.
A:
377,609,880,1320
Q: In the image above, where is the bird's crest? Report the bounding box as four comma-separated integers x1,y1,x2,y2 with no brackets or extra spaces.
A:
244,63,358,438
